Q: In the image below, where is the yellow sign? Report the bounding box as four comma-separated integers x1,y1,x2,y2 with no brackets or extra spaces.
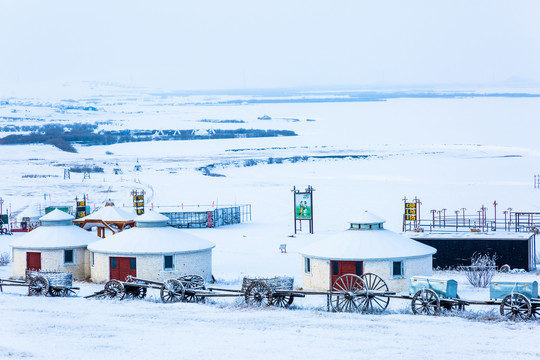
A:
405,203,416,209
76,201,86,207
406,209,416,215
406,215,416,221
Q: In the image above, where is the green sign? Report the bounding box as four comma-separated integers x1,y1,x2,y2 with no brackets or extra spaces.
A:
295,193,312,220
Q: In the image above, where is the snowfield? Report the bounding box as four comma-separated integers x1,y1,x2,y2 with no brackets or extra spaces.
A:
0,89,539,359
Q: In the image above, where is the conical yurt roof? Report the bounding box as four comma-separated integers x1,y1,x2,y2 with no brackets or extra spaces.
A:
76,205,135,222
88,211,216,255
300,212,436,261
11,209,97,250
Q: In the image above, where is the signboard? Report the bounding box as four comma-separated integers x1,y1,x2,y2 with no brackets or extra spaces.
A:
404,202,417,222
295,193,312,220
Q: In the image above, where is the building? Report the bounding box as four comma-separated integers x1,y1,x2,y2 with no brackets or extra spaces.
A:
408,232,536,271
73,204,136,238
10,209,97,280
88,211,216,282
300,211,436,292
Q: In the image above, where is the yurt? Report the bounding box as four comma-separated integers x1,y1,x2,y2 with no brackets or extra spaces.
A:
10,209,97,280
88,211,216,282
73,204,136,238
299,211,436,291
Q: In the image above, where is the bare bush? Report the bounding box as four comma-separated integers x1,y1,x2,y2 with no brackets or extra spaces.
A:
459,252,498,288
0,252,11,266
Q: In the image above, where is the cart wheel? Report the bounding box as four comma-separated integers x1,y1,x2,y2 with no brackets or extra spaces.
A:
441,294,465,312
179,275,206,303
500,293,531,320
160,279,185,303
531,306,539,319
272,295,294,308
104,279,126,300
245,281,273,306
411,289,440,315
360,273,390,312
330,274,368,313
48,287,67,297
124,285,147,299
28,276,49,296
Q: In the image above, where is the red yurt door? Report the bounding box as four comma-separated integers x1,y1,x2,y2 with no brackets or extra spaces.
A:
331,261,363,285
109,257,136,281
26,252,41,271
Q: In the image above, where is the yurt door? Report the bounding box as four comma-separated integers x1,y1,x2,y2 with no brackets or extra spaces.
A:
331,261,363,285
109,257,136,280
26,252,41,271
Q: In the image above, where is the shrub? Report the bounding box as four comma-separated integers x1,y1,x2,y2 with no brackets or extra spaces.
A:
459,252,498,288
0,252,11,266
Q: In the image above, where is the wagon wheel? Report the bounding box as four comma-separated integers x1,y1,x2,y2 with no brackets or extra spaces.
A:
531,305,539,319
178,274,205,286
272,294,294,308
411,289,440,315
160,279,185,303
360,273,390,312
245,281,273,306
48,287,67,297
441,295,465,312
104,279,126,300
125,285,147,299
500,293,531,320
179,275,206,303
329,274,368,313
28,276,49,296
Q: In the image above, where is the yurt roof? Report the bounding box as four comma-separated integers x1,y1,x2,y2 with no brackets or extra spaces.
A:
40,209,75,226
135,211,169,227
16,204,42,222
76,206,135,222
10,223,98,250
88,226,216,254
300,229,436,261
350,211,386,225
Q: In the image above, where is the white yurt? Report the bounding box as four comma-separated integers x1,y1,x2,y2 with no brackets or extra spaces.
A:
88,211,216,282
299,211,436,292
10,209,97,280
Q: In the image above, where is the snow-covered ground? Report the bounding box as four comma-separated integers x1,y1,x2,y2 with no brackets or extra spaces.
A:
0,90,539,358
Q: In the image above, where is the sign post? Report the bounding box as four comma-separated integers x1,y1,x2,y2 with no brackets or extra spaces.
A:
292,185,314,234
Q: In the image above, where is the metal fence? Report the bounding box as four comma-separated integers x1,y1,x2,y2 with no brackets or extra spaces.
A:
158,204,251,228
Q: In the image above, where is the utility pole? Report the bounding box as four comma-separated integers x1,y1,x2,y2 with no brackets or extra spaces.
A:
493,200,498,231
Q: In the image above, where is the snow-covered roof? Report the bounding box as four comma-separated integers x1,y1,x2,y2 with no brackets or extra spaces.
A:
350,211,386,225
76,206,135,222
88,226,215,254
16,204,42,222
300,229,436,260
10,223,97,250
135,211,169,227
40,209,75,226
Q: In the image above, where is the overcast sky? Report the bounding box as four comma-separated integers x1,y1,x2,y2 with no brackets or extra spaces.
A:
1,1,539,92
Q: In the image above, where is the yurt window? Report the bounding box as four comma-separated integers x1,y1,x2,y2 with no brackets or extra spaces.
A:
392,261,404,278
164,255,174,270
304,258,311,274
91,252,94,267
64,249,74,264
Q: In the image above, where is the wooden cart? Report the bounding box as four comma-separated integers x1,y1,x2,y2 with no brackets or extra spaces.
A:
0,271,79,297
85,274,206,303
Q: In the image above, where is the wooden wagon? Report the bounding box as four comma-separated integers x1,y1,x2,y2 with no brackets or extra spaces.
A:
85,274,206,303
0,271,79,297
